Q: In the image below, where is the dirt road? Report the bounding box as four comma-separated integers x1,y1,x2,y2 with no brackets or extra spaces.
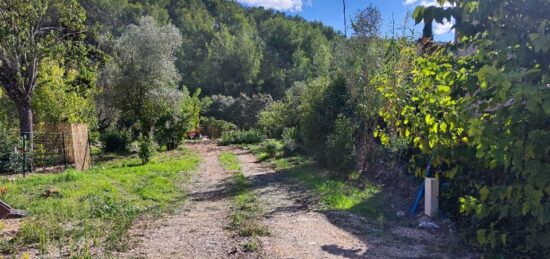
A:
119,143,240,258
121,142,469,258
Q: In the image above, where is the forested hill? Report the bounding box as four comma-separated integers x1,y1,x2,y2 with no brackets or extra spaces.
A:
83,0,340,99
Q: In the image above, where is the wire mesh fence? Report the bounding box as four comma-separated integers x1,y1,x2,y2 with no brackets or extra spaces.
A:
0,131,69,174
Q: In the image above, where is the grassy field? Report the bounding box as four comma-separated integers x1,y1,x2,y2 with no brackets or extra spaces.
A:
0,148,200,257
219,152,267,252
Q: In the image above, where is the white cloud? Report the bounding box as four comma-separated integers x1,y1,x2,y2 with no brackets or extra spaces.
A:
236,0,307,12
404,0,454,35
403,0,452,7
404,0,419,4
434,19,454,35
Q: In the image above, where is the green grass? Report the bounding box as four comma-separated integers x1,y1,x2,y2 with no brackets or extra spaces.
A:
0,149,200,256
269,155,391,221
219,152,241,172
239,142,391,222
237,140,283,162
219,152,268,250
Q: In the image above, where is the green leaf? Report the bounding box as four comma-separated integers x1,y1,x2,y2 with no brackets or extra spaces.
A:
543,99,550,115
477,229,486,245
522,201,530,215
412,6,425,24
437,85,451,94
479,187,489,201
440,122,448,133
425,114,434,125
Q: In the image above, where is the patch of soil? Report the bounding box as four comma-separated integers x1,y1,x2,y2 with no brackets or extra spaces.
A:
0,218,21,240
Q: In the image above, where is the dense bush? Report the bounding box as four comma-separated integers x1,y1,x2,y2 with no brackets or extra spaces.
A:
138,136,154,165
325,115,357,171
258,101,287,138
300,76,355,163
201,117,238,139
154,114,187,151
258,83,305,139
261,139,283,158
281,127,299,156
220,130,265,145
0,128,22,173
153,88,210,149
101,129,131,153
258,75,360,170
373,1,550,256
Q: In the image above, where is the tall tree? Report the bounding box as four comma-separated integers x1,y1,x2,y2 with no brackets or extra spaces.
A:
0,0,88,144
351,4,382,40
100,16,182,136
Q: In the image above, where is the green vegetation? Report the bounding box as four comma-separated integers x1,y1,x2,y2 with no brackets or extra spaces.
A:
0,149,200,256
220,130,265,146
138,136,154,164
0,128,24,173
219,152,268,251
0,0,94,140
200,117,238,139
237,139,285,162
252,149,389,221
252,1,549,256
0,0,547,256
374,1,550,256
219,152,241,172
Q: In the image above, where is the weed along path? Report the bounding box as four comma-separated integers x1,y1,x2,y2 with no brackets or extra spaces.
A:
119,142,240,258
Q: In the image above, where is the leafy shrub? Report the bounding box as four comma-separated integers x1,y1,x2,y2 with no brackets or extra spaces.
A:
138,136,154,164
258,101,287,138
154,114,186,151
0,127,22,173
325,115,356,171
282,127,299,156
261,139,283,158
100,129,131,153
181,88,210,134
300,76,355,164
377,2,550,255
154,88,210,149
201,117,238,139
258,83,305,139
220,130,265,145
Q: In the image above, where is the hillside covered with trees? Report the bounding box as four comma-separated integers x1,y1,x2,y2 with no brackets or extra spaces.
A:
0,0,548,257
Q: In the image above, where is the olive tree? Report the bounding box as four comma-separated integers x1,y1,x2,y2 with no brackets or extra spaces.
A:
99,16,182,136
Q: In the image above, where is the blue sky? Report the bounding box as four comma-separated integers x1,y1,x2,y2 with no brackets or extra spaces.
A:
236,0,454,41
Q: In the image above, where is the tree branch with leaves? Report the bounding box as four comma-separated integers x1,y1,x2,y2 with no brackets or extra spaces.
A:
0,0,89,146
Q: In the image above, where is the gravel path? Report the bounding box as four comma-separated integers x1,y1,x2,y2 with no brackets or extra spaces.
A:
119,143,240,258
232,148,470,259
120,142,471,258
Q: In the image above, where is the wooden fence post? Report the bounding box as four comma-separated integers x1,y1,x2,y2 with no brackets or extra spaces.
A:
425,177,439,217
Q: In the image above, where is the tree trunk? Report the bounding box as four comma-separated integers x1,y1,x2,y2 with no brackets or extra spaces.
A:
16,98,33,149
